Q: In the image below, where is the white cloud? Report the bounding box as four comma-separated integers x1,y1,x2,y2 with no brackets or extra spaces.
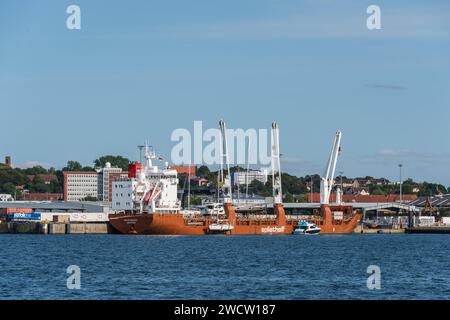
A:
14,161,54,169
360,149,450,166
377,149,411,157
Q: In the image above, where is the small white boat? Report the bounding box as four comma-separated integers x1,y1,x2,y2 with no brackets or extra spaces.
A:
293,221,321,235
202,203,226,216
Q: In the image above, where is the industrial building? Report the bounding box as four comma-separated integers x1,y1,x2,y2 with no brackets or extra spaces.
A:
233,169,269,186
410,195,450,210
169,165,197,176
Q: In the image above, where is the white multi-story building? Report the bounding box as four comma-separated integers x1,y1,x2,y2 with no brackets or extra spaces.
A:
0,194,14,202
112,178,135,211
98,162,123,202
63,172,99,201
63,162,123,202
233,169,269,186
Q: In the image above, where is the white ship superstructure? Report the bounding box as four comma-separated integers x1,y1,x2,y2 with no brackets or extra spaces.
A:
112,145,180,213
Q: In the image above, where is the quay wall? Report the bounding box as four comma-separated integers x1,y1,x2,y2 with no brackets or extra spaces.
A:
406,227,450,234
0,222,110,234
0,222,11,234
49,223,66,234
67,223,109,234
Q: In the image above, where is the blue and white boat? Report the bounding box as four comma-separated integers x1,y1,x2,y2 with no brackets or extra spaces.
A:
293,221,321,235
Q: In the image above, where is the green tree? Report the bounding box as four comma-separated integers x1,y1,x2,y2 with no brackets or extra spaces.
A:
247,180,271,197
0,169,26,194
28,175,51,193
197,166,211,178
63,161,83,172
94,155,130,171
284,192,294,203
23,166,47,175
1,182,16,196
371,187,385,195
190,195,202,206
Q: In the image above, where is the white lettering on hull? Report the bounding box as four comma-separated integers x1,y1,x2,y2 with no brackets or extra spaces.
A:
261,226,285,234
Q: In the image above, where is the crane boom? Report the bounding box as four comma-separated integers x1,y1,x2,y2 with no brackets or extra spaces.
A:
320,131,342,205
219,119,233,204
271,122,283,204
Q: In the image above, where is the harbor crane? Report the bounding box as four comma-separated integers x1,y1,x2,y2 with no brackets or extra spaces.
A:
219,119,233,204
320,131,342,205
271,122,287,225
271,122,283,205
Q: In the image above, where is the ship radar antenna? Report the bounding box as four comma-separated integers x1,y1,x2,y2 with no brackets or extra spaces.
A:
137,145,145,164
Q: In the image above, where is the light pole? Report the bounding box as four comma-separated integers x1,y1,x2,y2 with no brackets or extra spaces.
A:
338,171,344,204
399,164,403,205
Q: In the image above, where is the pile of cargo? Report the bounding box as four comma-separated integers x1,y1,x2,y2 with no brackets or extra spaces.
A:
1,207,33,215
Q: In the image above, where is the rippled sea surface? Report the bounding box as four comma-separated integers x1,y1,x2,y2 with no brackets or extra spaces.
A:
1,234,449,300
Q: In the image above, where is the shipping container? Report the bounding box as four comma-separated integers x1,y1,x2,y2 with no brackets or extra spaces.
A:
4,211,109,223
8,212,42,221
2,208,33,215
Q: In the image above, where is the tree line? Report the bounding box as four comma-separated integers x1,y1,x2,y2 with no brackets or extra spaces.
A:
1,158,449,199
0,156,130,198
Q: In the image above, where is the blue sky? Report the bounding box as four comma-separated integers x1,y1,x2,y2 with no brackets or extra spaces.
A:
1,0,449,184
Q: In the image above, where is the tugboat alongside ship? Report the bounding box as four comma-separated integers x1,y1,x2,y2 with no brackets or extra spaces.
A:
108,120,362,235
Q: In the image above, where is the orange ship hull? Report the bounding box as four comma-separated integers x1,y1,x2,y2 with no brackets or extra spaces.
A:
109,204,362,235
312,205,362,234
108,213,296,235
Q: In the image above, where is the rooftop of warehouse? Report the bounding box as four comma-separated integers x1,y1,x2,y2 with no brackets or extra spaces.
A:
0,201,108,212
410,195,450,207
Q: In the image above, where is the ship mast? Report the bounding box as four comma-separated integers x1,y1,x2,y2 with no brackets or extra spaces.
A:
187,164,191,210
320,131,342,205
271,122,282,204
219,119,232,204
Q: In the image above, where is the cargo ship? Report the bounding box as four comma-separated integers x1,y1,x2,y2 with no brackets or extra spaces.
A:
108,121,361,235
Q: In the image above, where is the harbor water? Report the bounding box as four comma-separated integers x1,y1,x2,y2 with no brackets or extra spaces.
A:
0,234,449,300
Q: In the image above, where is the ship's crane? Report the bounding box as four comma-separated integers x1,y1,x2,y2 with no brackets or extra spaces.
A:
320,131,342,205
219,120,233,204
271,122,283,204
